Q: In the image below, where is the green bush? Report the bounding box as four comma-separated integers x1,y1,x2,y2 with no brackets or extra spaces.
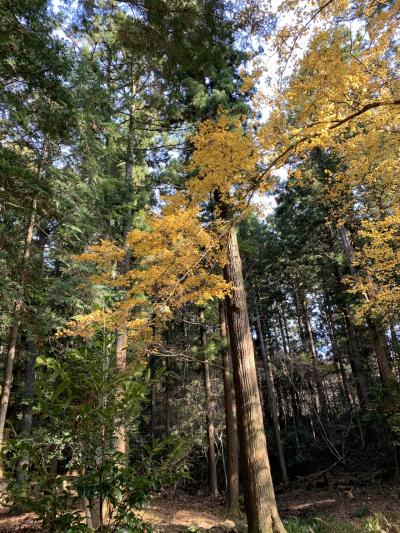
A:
3,338,188,532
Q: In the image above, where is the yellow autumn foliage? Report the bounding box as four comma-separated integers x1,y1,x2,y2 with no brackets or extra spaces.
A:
66,194,229,340
189,114,261,209
347,210,400,323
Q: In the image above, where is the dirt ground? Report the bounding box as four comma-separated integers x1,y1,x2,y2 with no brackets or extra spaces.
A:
278,485,400,523
138,487,400,532
0,486,399,531
0,511,39,533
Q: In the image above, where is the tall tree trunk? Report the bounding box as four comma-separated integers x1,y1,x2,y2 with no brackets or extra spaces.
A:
276,304,289,355
16,228,46,483
219,300,240,514
328,236,370,407
290,385,301,428
115,75,136,454
275,383,287,429
324,307,352,408
199,308,219,498
297,287,327,414
224,226,285,532
253,295,288,485
164,356,171,439
182,306,189,385
115,328,128,454
292,290,306,346
149,354,157,444
368,320,393,389
0,198,37,463
341,305,369,407
280,304,291,354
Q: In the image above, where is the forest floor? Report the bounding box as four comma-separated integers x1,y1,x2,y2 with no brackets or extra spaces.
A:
0,485,399,532
138,487,400,531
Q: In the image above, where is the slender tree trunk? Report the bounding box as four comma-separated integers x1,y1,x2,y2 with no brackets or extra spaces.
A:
328,238,370,407
367,320,393,389
276,304,289,355
224,226,285,533
0,198,37,463
115,75,136,454
164,356,171,439
276,383,287,429
19,340,37,435
115,329,128,454
334,349,352,408
253,295,288,485
16,340,37,483
290,386,301,427
324,308,352,408
390,324,400,359
341,305,369,407
150,355,157,443
199,308,219,498
390,324,400,378
280,304,291,353
15,228,47,485
219,300,240,514
297,287,327,414
292,290,306,347
182,306,189,385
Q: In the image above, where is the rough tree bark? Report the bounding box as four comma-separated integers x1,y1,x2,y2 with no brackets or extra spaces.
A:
16,339,38,483
219,300,240,513
15,229,46,482
340,306,369,406
253,295,289,485
199,307,219,498
292,289,306,345
324,307,352,408
276,304,289,356
224,226,285,533
297,286,327,414
368,322,393,389
115,74,137,455
0,198,37,466
280,304,291,354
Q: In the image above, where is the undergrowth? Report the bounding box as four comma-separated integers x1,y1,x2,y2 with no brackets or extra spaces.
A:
284,513,400,532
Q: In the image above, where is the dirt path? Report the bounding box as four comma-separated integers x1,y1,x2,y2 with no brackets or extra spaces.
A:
138,493,230,532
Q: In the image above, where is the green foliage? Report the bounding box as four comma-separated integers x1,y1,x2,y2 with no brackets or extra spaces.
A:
4,337,188,531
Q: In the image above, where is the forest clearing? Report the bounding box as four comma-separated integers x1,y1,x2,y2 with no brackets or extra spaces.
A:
1,0,400,532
